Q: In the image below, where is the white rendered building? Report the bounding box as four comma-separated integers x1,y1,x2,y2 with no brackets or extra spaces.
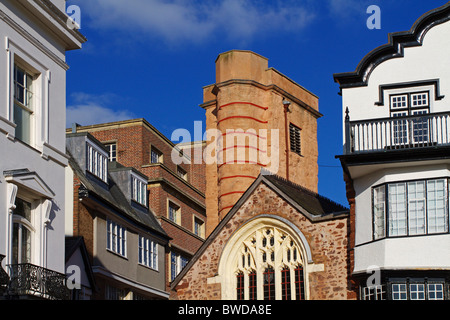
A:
0,0,85,299
334,2,450,300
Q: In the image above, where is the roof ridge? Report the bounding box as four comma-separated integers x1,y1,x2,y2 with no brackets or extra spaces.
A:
262,171,348,210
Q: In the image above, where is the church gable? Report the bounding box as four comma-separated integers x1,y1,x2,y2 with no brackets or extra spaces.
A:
173,176,350,300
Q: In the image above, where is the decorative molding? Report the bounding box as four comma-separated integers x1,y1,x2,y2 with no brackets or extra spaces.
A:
4,169,55,199
43,199,52,226
375,79,445,106
334,2,450,91
7,183,18,213
0,9,69,70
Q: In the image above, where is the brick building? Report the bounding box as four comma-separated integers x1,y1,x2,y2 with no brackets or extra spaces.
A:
65,132,170,299
170,50,354,300
68,119,206,295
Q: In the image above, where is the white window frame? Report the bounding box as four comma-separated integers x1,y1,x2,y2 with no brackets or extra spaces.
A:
409,283,426,300
138,235,158,270
131,174,147,206
151,147,163,164
106,218,127,257
177,166,187,181
104,142,117,162
168,200,180,224
427,283,444,300
391,283,408,300
411,92,429,108
193,216,205,238
11,197,35,265
170,252,188,282
6,40,50,149
86,142,108,182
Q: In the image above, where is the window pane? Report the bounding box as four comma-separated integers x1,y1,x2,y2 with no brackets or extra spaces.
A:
408,181,426,235
236,273,245,300
410,284,425,300
295,266,305,300
388,183,407,236
392,112,408,145
373,186,386,239
427,179,447,233
248,271,257,300
392,284,407,300
14,103,31,144
281,267,291,300
171,253,177,281
412,110,429,143
428,284,444,300
263,267,275,300
14,198,32,222
21,226,31,264
391,95,408,109
12,223,19,265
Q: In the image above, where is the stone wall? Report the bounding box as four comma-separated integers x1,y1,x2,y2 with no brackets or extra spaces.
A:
174,183,354,300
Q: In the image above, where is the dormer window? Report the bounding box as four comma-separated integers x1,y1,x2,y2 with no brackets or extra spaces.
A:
131,174,147,206
86,142,108,182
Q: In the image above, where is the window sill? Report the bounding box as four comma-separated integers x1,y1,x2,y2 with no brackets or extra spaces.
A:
106,248,128,260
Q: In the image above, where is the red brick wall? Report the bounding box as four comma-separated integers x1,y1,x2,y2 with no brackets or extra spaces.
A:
72,172,95,265
73,121,207,297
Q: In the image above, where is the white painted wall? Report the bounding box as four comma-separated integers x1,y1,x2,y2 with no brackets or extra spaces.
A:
340,18,450,275
342,21,450,128
0,0,82,275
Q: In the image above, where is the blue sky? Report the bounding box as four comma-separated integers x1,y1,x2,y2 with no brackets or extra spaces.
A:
65,0,450,206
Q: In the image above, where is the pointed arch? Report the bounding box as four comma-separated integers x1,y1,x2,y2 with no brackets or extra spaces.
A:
218,214,313,300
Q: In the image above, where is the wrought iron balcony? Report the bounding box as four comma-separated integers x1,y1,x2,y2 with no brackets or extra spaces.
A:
7,263,70,300
344,109,450,154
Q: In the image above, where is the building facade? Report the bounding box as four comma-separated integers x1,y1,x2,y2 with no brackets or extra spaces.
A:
68,119,206,296
0,0,85,299
65,132,171,299
334,2,450,300
171,50,354,300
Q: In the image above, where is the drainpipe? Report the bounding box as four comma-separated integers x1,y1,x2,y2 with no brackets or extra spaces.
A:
283,99,291,181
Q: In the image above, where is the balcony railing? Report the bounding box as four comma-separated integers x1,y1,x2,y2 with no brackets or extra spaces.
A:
6,263,70,300
344,109,450,154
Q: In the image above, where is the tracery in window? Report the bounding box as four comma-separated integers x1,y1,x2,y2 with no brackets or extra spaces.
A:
233,226,306,300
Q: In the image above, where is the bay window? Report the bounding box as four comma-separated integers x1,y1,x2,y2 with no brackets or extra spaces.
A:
372,178,449,239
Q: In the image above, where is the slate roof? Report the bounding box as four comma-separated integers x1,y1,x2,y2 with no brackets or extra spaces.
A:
262,174,349,220
67,150,169,239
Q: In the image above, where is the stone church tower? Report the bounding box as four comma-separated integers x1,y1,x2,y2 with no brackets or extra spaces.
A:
171,51,353,301
201,50,322,235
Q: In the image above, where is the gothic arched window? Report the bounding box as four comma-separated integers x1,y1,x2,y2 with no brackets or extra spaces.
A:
228,223,308,300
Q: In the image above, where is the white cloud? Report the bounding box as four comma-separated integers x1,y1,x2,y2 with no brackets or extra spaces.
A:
327,0,369,19
75,0,316,44
66,92,135,127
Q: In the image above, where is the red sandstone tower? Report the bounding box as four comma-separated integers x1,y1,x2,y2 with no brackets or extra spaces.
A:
201,50,322,235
